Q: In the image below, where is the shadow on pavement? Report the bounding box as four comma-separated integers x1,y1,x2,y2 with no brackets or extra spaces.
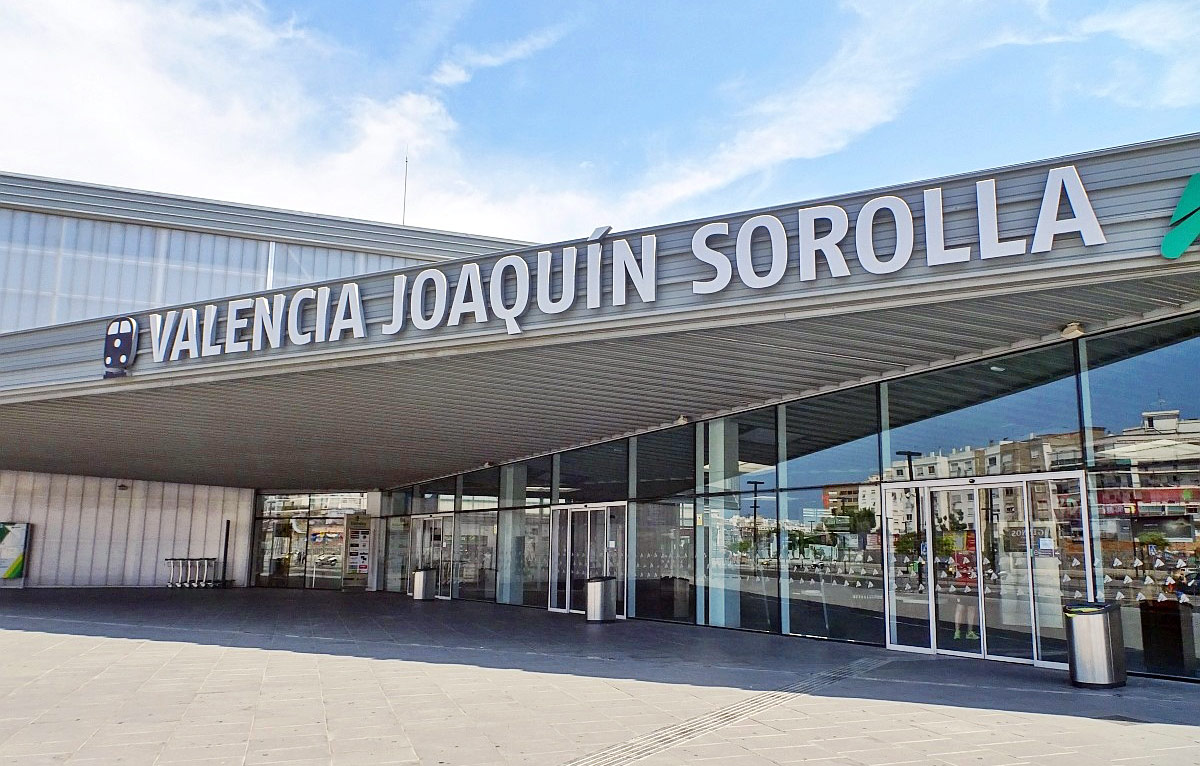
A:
1,587,1197,726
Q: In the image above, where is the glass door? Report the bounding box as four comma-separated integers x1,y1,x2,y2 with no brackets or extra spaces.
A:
978,485,1034,660
411,514,454,599
306,515,346,590
548,503,627,615
569,509,591,613
550,508,569,611
930,487,982,655
1027,478,1088,664
884,472,1090,667
434,515,454,599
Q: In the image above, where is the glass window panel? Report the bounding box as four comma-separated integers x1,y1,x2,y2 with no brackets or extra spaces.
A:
253,517,307,588
884,343,1081,480
702,408,777,493
782,486,884,643
559,441,628,504
499,457,553,508
1082,313,1200,679
635,427,696,499
257,494,311,517
453,511,497,601
697,491,779,632
418,477,458,513
497,507,552,607
386,488,413,516
783,387,881,489
629,499,696,622
308,492,368,515
383,516,411,592
462,466,500,510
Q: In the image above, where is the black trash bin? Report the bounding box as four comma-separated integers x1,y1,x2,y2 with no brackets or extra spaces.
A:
1139,599,1197,676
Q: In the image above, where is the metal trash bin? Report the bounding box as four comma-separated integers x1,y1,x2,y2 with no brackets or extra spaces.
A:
586,576,617,623
412,568,436,601
1064,601,1126,688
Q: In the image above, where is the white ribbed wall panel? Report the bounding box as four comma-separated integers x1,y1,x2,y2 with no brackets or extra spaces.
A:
0,469,253,586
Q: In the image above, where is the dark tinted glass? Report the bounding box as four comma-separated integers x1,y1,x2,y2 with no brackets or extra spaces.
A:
462,466,500,509
703,408,777,492
636,426,696,499
783,386,880,489
629,498,695,622
884,343,1081,480
697,491,780,632
499,457,553,508
386,488,413,516
419,476,457,513
559,441,628,503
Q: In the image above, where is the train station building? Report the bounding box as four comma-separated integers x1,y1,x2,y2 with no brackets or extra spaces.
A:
0,133,1198,682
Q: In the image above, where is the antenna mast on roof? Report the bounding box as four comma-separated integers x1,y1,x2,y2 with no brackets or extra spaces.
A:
402,148,409,226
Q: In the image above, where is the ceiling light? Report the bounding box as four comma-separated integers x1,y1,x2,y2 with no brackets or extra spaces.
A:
1060,321,1085,339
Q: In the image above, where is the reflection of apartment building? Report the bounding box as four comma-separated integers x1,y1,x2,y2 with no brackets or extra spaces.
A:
1092,410,1200,519
874,411,1199,538
884,429,1106,482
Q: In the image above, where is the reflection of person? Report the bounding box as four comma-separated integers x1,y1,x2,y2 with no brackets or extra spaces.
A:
951,552,979,640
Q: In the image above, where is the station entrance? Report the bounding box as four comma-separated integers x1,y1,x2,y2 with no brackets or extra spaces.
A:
884,472,1091,666
410,513,454,599
549,502,628,616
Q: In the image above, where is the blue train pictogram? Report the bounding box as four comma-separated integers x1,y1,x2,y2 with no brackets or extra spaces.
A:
102,317,139,378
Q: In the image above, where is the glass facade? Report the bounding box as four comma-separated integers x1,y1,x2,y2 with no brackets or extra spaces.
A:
1082,314,1200,678
375,310,1200,681
252,492,369,590
0,207,423,335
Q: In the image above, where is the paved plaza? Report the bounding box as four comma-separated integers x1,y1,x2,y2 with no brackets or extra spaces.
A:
0,589,1197,766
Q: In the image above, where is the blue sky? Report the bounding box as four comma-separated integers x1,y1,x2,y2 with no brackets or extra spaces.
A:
0,1,1198,241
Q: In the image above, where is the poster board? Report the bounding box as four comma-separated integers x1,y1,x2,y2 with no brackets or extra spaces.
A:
0,523,29,587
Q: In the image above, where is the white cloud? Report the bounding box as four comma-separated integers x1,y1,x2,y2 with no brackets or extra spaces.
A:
430,23,574,87
619,1,1055,218
0,0,1185,247
1076,0,1200,108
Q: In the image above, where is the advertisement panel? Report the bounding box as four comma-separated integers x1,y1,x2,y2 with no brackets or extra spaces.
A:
0,523,29,586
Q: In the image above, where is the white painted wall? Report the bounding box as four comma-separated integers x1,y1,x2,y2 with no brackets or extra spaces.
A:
0,469,254,587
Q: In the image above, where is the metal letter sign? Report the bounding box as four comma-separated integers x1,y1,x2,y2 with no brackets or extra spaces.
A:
103,317,139,378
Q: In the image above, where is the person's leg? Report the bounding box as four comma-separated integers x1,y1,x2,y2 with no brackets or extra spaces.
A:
954,600,964,639
966,603,979,639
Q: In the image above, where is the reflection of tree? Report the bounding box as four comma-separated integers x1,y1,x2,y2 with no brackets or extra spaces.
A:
728,538,753,557
894,532,953,557
894,532,919,556
1137,531,1168,549
846,508,877,535
787,529,822,555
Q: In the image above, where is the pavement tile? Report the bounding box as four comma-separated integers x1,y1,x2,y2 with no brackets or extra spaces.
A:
2,590,1199,766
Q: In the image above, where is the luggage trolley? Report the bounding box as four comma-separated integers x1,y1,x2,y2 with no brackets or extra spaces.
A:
164,557,219,587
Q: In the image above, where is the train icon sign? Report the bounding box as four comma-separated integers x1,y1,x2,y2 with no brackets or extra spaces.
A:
103,317,139,378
